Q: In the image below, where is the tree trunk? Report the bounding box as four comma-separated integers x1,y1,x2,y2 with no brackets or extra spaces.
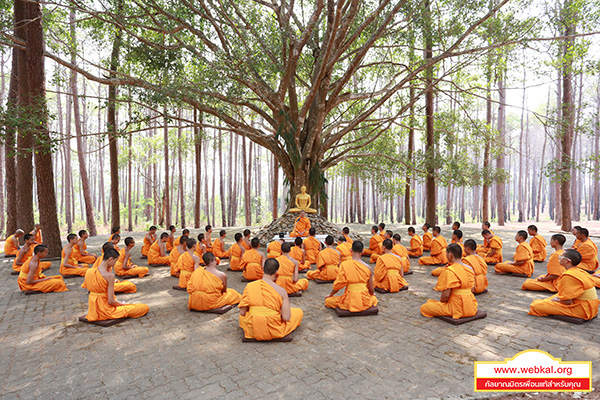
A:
404,72,415,225
163,105,171,227
424,0,436,226
272,155,279,219
128,132,133,231
496,72,506,226
218,127,226,226
518,62,526,222
593,82,600,220
179,112,186,228
108,2,122,229
194,109,202,228
242,137,251,226
4,47,18,236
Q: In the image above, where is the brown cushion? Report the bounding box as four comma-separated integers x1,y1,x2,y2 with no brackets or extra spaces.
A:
10,270,19,275
298,269,308,274
78,315,128,327
190,304,235,314
436,310,487,325
241,277,257,283
548,314,596,325
149,263,168,267
409,255,420,259
23,290,43,295
375,286,408,294
140,255,147,259
118,275,138,280
508,273,529,277
404,270,413,275
62,274,82,279
227,267,242,271
474,289,488,296
172,285,187,291
4,254,16,258
314,279,334,284
288,291,302,297
335,306,379,317
242,333,293,342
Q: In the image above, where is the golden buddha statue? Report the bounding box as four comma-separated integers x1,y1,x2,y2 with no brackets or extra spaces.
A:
289,185,317,213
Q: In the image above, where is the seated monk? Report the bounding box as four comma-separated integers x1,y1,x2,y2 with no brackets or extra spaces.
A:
14,234,50,273
391,234,410,273
4,229,24,256
109,234,121,252
18,245,68,293
362,226,383,263
336,236,352,262
419,226,448,266
304,228,322,265
72,230,97,264
187,252,241,311
241,237,266,281
406,227,423,257
529,249,599,320
275,243,309,294
527,225,547,262
288,185,317,213
571,226,582,249
378,223,386,237
148,232,171,266
325,241,378,311
30,224,43,248
374,239,408,292
476,222,493,256
342,227,353,244
267,233,285,259
141,226,157,257
290,211,311,238
174,229,190,247
84,248,149,321
420,244,478,319
238,258,304,340
170,236,188,277
522,234,566,292
241,229,252,251
177,238,201,289
290,237,310,271
204,225,213,251
463,239,488,294
451,221,460,232
195,233,207,258
166,225,176,252
116,237,149,277
573,227,598,273
61,233,89,276
422,223,433,251
227,233,246,271
212,230,229,259
481,230,503,264
430,231,462,276
82,242,136,294
308,235,341,281
495,231,534,277
110,226,120,240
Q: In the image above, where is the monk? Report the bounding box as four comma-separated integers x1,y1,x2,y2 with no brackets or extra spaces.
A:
84,248,149,321
18,245,68,293
419,226,448,266
528,225,547,262
81,242,137,294
308,235,341,281
187,252,241,311
238,258,303,341
391,234,410,273
476,222,494,256
72,230,97,264
61,234,89,276
141,226,157,258
304,228,322,265
170,236,188,277
174,229,190,247
227,233,245,271
481,230,503,264
522,234,566,292
374,239,408,292
573,227,598,273
212,230,229,259
109,226,120,243
177,238,201,289
275,243,309,294
529,249,599,320
148,232,171,266
463,239,488,294
406,227,423,258
571,226,582,249
241,229,252,250
452,221,460,231
14,234,50,273
495,231,534,277
362,226,383,263
378,223,386,236
110,234,121,252
290,211,311,238
166,225,176,252
116,237,150,277
451,228,463,245
195,233,207,258
422,223,433,251
267,233,285,259
420,244,477,319
205,225,213,251
342,227,353,244
290,237,310,272
325,241,377,311
336,236,352,262
430,231,462,277
4,229,24,256
241,238,266,281
30,224,43,247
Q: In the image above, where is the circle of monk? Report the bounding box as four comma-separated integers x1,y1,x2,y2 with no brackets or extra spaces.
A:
289,185,317,213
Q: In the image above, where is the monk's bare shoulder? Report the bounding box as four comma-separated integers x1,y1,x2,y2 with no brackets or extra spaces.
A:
358,259,373,272
267,280,287,298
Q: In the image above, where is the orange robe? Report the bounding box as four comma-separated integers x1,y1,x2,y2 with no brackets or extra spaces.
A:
336,242,352,262
522,250,565,292
483,236,503,264
374,254,408,292
148,242,170,265
304,236,321,264
476,230,495,256
572,238,582,249
290,246,310,271
451,237,463,245
4,234,20,256
72,242,96,264
530,235,547,262
275,256,309,294
343,234,353,245
242,249,264,281
177,252,196,289
290,216,311,238
142,234,155,256
420,263,478,319
60,247,89,276
82,258,137,293
18,259,67,293
391,244,410,272
12,246,34,272
529,267,599,320
84,268,148,321
170,247,182,276
187,268,241,311
419,236,448,265
212,238,229,258
32,230,43,247
464,254,488,294
576,240,599,272
422,232,433,251
115,248,149,277
267,241,282,259
324,260,377,311
308,248,340,281
407,235,423,257
238,280,303,340
166,238,174,252
241,239,251,251
495,242,534,277
364,235,383,263
228,243,244,271
173,236,181,247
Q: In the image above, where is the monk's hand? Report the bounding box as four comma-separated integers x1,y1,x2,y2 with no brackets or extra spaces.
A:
537,276,544,281
551,297,561,302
